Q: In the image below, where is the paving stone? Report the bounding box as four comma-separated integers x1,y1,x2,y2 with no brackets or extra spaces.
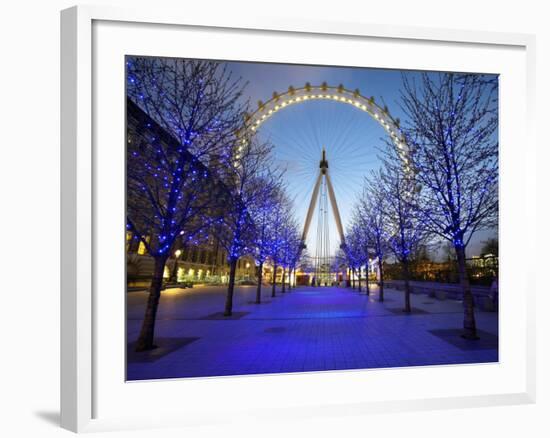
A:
126,285,498,380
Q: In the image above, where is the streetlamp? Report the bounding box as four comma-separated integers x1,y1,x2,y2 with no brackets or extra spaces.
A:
171,249,182,282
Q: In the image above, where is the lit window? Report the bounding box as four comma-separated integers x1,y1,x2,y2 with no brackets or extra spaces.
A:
126,232,132,251
137,236,150,255
177,267,185,282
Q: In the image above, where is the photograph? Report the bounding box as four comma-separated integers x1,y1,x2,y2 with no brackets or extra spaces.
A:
125,56,499,381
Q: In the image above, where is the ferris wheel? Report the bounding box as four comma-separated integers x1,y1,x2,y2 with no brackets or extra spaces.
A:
241,82,410,282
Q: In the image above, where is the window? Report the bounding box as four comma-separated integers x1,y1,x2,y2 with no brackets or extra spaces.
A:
137,236,150,255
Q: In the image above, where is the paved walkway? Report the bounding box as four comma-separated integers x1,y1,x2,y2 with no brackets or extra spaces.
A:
126,285,498,380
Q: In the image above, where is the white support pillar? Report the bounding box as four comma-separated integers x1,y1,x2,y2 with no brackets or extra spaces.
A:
301,172,323,243
324,171,345,245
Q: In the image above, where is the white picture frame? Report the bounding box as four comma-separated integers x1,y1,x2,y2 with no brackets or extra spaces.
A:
60,4,536,433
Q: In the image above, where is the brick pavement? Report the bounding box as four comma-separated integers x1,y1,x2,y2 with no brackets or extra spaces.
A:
126,284,498,380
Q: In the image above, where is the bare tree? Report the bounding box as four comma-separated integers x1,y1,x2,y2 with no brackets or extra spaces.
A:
126,57,246,351
250,182,280,303
359,181,388,301
213,136,277,316
279,215,301,293
219,141,272,314
374,146,429,313
356,213,373,296
267,194,290,297
480,237,498,257
127,57,247,163
400,72,498,338
298,249,315,285
344,220,368,294
286,228,303,290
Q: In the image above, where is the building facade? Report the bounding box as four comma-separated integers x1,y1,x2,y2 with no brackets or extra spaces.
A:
126,98,264,291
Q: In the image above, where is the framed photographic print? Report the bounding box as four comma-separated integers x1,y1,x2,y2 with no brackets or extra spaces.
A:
61,5,536,433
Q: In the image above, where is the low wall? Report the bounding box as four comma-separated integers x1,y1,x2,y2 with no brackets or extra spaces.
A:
384,280,497,311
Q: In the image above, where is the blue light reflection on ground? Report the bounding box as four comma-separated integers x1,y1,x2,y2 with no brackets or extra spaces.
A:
127,285,498,381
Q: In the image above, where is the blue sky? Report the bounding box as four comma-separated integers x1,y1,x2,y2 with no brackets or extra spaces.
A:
226,62,406,255
223,61,498,259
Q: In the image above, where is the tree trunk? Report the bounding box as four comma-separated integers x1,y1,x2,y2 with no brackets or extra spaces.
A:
256,261,263,304
351,269,356,289
271,264,277,297
224,257,238,316
456,245,479,339
357,268,362,293
135,255,168,351
282,267,286,293
402,257,412,313
365,267,370,296
170,256,179,282
378,257,384,302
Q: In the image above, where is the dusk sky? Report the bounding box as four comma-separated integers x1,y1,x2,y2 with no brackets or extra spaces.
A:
224,61,498,258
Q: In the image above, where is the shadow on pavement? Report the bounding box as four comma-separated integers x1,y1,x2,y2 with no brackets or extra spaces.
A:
127,337,199,363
